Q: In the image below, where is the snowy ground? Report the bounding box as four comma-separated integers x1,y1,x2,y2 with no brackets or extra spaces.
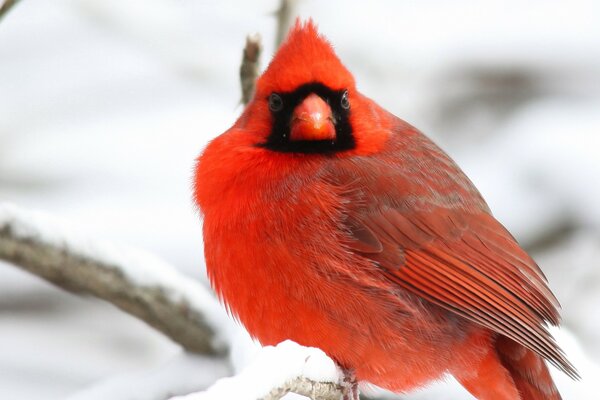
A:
1,0,599,398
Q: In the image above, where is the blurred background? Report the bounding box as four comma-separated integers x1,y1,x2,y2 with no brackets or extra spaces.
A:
1,0,599,398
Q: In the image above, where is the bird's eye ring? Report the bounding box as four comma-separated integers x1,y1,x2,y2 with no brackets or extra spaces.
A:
268,93,284,112
340,90,350,110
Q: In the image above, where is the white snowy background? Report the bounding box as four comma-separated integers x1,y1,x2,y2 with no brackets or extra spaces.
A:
1,0,599,398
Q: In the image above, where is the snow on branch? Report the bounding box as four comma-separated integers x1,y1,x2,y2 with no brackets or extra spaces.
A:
0,202,228,355
170,341,345,400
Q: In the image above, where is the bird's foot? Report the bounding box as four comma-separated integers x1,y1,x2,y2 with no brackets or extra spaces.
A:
341,368,359,400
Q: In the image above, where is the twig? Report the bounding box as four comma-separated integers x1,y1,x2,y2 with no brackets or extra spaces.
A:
0,203,227,356
239,0,299,105
274,0,298,48
240,34,262,105
0,0,21,22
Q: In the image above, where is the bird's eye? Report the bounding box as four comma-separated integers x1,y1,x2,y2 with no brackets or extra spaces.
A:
340,90,350,110
268,93,284,112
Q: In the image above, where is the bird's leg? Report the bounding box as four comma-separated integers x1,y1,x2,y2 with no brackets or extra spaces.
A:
341,368,359,400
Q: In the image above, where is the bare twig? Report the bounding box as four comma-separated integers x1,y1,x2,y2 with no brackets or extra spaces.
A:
239,0,298,105
274,0,298,48
0,0,21,22
0,203,226,356
240,34,262,105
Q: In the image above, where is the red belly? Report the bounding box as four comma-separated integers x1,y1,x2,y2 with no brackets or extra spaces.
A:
206,224,476,391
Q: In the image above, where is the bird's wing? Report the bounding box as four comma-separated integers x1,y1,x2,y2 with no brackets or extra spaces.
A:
326,128,578,378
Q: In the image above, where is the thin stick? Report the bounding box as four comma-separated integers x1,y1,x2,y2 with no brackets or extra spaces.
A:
240,34,262,105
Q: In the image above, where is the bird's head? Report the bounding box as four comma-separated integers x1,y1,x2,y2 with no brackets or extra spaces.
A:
241,19,390,155
195,20,393,215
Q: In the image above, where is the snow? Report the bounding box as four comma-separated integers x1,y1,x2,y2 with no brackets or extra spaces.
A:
169,341,340,400
1,0,599,398
0,265,181,399
548,328,600,399
536,231,600,361
456,100,600,243
67,352,230,400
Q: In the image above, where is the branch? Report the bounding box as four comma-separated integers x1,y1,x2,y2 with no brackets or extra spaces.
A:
239,0,299,105
274,0,298,48
240,34,262,105
169,341,345,400
0,0,21,22
259,377,343,400
0,203,228,356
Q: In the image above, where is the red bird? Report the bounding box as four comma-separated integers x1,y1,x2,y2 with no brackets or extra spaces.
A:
194,21,577,399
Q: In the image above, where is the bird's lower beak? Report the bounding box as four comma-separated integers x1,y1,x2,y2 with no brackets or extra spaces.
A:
290,94,336,141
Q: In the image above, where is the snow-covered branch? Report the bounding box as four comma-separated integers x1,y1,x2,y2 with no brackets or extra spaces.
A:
170,341,345,400
259,377,343,400
0,203,228,356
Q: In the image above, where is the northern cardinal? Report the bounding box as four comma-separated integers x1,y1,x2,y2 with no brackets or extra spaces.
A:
194,21,577,399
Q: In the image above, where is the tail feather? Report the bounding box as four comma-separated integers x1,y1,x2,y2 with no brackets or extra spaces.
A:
496,336,561,400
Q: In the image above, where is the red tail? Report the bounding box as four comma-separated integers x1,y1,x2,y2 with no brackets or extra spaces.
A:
496,336,562,400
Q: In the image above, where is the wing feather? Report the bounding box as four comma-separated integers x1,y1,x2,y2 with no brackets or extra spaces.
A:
325,121,578,377
347,208,578,378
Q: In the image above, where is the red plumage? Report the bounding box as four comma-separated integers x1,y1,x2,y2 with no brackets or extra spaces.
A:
194,20,577,399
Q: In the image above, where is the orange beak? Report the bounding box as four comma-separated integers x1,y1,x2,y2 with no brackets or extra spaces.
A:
290,94,336,141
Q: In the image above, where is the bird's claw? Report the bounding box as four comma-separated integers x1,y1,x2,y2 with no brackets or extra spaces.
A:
341,368,359,400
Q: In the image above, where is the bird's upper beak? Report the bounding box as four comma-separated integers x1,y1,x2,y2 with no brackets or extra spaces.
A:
290,93,336,141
